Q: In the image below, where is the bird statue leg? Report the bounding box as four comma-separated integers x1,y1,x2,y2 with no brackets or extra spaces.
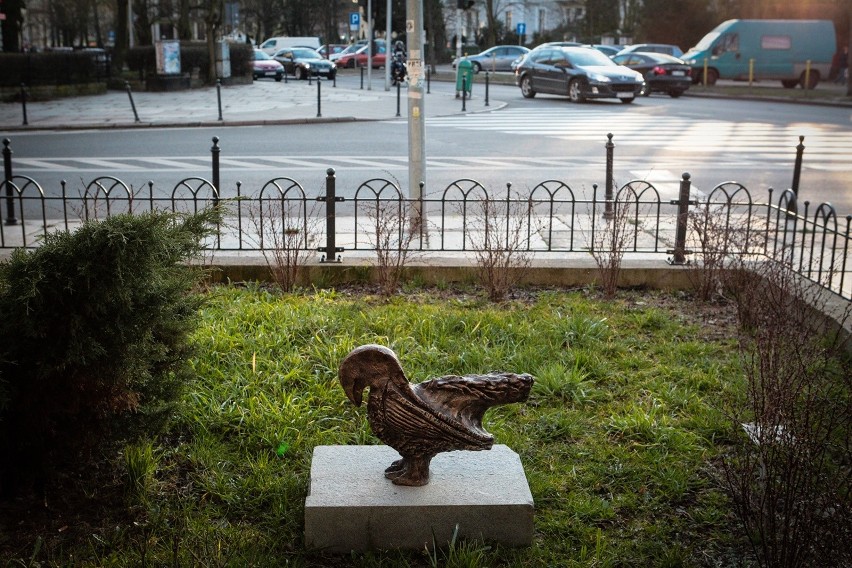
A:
385,453,433,486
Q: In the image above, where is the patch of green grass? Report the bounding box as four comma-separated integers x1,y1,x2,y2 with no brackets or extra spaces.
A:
5,286,753,566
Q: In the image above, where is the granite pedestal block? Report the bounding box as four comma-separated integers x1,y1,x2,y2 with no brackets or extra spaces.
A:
304,444,534,553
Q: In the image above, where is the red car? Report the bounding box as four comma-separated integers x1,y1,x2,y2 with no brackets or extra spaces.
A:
334,44,387,68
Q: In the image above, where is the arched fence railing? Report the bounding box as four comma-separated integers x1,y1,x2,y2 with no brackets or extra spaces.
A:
1,138,849,301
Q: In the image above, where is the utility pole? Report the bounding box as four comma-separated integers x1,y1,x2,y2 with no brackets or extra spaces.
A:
384,0,391,90
406,0,425,232
366,0,372,90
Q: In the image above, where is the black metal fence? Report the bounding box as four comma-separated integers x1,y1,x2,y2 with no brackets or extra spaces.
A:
1,136,850,300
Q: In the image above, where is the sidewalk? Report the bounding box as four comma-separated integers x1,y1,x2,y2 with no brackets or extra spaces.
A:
0,75,502,131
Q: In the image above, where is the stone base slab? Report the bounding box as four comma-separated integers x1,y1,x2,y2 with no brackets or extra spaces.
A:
304,445,534,553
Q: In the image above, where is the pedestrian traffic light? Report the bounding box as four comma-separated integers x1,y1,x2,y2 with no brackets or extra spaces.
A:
456,0,475,9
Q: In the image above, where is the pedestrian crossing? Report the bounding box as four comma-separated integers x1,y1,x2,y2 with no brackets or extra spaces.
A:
7,153,770,174
422,108,852,170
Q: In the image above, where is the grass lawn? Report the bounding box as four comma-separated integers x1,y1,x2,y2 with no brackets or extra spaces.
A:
1,285,754,567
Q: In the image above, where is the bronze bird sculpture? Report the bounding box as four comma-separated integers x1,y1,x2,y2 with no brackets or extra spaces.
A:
339,344,534,486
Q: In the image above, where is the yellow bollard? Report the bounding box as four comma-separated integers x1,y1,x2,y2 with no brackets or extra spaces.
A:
703,58,709,87
748,58,754,87
804,59,812,91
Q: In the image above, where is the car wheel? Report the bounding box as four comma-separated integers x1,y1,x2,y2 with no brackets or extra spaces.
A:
781,79,799,89
274,74,282,82
620,96,635,104
641,84,651,96
568,78,586,103
299,68,308,80
347,59,355,69
520,75,536,98
703,68,718,85
472,61,482,74
799,71,820,89
328,71,336,81
668,89,683,98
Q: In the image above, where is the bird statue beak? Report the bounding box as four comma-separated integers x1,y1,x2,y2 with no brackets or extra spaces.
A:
339,369,366,407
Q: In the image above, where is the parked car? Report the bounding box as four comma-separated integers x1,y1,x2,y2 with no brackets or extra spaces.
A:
611,52,692,97
454,45,531,73
617,43,684,58
515,46,644,103
319,44,347,59
333,43,387,68
273,47,337,80
259,36,321,55
589,44,620,57
252,49,285,81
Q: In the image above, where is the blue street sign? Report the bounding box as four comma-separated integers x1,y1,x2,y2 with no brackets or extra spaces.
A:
350,12,360,30
517,23,526,36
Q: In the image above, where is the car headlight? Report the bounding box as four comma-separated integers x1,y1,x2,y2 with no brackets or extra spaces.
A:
588,73,611,83
304,63,311,69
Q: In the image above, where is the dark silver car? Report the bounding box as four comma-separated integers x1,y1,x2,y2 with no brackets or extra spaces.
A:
454,45,530,73
273,47,336,80
515,46,644,103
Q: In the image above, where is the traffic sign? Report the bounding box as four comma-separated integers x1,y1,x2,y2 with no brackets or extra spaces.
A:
350,12,360,31
517,23,526,36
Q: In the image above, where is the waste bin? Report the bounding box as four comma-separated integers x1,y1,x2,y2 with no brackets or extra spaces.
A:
456,58,474,96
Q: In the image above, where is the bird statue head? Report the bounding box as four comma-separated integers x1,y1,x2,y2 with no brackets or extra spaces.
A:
339,344,407,406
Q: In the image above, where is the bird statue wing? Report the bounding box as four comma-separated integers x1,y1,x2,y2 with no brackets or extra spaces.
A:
413,372,533,437
382,381,494,448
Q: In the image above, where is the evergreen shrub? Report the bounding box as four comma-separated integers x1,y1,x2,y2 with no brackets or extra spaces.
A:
0,210,216,497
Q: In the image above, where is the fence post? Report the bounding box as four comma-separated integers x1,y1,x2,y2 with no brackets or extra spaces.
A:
211,136,220,206
667,172,692,265
788,135,804,215
396,80,401,117
3,138,18,225
319,167,343,262
317,78,322,118
20,84,28,126
427,65,431,94
360,67,364,89
604,133,614,220
125,81,140,123
485,71,490,106
216,79,223,121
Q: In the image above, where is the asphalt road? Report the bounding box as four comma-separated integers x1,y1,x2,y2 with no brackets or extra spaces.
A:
5,79,852,218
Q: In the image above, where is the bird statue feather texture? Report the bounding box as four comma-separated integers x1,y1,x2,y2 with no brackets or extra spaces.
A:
339,344,534,486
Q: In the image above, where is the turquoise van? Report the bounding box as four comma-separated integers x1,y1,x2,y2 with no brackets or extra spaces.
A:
682,19,836,88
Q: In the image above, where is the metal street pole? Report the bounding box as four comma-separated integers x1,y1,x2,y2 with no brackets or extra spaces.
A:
455,6,462,96
406,0,426,234
366,0,372,90
384,0,392,91
128,0,135,48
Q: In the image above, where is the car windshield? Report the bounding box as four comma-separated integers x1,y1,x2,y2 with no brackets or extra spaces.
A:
690,32,720,52
254,50,272,60
564,48,615,67
292,48,320,59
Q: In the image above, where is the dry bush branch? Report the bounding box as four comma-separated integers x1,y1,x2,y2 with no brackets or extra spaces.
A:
359,196,423,296
248,196,320,292
720,254,852,567
464,191,536,302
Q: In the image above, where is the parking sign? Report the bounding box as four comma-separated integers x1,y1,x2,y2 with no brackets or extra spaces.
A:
350,12,360,31
517,23,526,36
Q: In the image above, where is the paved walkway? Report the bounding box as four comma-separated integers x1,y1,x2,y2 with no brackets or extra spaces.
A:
0,73,501,131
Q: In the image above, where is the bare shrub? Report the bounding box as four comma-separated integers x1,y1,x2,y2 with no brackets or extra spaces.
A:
686,202,749,302
720,255,852,567
249,189,320,292
358,194,423,296
465,190,535,302
587,183,651,298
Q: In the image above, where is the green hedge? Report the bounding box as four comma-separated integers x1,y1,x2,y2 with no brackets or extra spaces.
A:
0,51,111,88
